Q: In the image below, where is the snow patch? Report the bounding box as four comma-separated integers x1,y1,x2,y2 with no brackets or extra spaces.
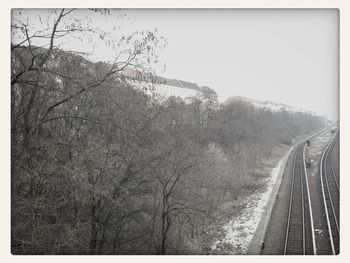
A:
315,229,323,234
211,157,285,254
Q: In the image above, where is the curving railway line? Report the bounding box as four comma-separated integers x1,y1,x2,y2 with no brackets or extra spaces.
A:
283,142,316,255
319,131,339,255
282,129,339,255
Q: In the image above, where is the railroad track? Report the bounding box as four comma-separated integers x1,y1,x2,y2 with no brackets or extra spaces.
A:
320,131,339,255
261,128,340,255
283,130,339,255
283,142,316,255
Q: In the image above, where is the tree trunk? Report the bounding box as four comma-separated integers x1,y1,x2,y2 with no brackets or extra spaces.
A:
161,187,170,255
89,202,98,255
90,224,98,255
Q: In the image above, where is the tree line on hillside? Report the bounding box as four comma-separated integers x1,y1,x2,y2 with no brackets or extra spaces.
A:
11,9,325,255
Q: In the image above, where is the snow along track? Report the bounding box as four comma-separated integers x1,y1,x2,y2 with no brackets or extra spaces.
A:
244,128,326,255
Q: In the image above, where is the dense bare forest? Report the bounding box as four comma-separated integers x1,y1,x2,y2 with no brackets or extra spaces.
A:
11,9,325,255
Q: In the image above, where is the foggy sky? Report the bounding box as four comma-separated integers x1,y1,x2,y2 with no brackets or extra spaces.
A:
14,9,339,121
124,9,338,121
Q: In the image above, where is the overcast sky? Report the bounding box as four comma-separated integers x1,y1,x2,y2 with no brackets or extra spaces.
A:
13,9,339,121
126,9,338,121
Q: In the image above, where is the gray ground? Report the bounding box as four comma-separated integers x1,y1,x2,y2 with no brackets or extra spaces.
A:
260,147,295,254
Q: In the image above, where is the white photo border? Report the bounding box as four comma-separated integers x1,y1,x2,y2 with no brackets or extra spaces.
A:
1,1,349,262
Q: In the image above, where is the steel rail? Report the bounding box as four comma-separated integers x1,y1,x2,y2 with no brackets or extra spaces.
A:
302,143,317,255
283,135,320,255
269,127,328,255
301,154,305,255
324,134,339,232
319,132,338,255
283,145,315,255
329,133,339,191
283,146,298,255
